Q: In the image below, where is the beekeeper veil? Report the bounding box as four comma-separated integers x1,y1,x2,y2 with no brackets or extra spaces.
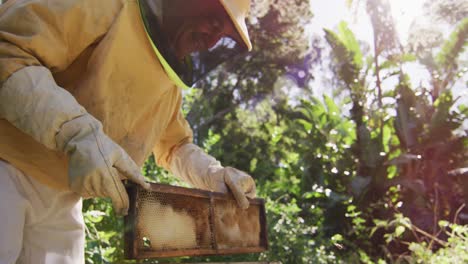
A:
138,0,252,88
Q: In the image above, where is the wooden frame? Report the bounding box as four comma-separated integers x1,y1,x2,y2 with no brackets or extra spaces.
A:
124,182,268,259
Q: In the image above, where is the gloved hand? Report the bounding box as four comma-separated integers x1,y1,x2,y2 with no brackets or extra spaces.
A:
169,143,256,209
0,66,149,215
56,114,150,215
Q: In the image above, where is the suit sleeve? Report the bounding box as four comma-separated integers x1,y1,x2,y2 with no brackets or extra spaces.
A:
153,89,194,170
0,0,123,83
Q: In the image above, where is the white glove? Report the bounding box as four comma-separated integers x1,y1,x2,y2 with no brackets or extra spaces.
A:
56,114,150,215
169,143,256,209
0,66,149,215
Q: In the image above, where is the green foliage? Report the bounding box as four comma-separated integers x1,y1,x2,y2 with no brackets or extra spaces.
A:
436,18,468,70
83,199,124,264
369,213,468,263
408,222,468,264
261,196,339,263
324,22,363,88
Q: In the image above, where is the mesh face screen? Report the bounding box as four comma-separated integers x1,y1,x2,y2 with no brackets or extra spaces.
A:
124,183,268,259
139,0,248,87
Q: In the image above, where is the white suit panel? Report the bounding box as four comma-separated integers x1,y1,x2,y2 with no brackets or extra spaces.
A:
0,160,85,264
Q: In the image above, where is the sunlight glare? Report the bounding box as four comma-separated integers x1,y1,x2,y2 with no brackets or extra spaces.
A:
389,0,425,44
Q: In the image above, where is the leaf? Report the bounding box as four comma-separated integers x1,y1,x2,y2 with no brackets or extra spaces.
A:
370,227,379,238
338,21,363,68
250,158,258,172
303,191,322,199
324,28,361,85
380,53,417,70
400,53,418,63
394,80,421,148
379,60,397,71
384,153,421,166
84,210,106,224
439,220,450,228
435,18,468,69
331,234,344,242
324,94,340,117
430,91,460,139
297,98,325,121
297,119,313,132
448,168,468,177
387,179,427,194
395,226,406,237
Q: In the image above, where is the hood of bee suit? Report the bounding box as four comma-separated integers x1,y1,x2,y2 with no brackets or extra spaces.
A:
138,0,252,89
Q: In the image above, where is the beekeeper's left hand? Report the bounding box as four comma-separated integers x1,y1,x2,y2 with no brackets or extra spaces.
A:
169,143,256,209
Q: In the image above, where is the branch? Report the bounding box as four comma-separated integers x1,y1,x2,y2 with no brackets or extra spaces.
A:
372,19,384,148
199,105,237,129
454,203,466,224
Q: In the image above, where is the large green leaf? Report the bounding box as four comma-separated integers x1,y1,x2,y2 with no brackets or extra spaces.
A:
338,21,364,68
436,18,468,69
429,91,461,140
324,94,340,117
394,78,422,148
380,53,418,71
324,28,361,85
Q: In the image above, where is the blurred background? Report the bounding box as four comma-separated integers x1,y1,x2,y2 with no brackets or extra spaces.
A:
84,0,468,263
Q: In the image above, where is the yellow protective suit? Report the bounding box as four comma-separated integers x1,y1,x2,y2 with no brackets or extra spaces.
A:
0,0,193,190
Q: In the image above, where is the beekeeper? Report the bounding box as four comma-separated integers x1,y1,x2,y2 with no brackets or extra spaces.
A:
0,0,256,263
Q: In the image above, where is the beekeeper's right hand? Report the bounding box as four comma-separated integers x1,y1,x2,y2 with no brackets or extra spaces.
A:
0,66,149,215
